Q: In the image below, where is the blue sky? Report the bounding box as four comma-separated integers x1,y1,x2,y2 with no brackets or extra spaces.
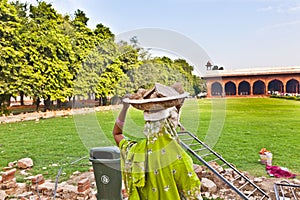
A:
19,0,300,71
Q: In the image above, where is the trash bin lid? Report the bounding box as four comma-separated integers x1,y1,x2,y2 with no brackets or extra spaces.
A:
90,146,120,159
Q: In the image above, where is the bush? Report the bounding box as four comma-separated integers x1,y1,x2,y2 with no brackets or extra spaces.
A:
270,95,300,101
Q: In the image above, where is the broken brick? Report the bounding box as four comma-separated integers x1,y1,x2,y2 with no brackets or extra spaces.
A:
1,168,16,183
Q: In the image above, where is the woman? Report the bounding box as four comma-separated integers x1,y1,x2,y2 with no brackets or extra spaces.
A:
113,83,202,200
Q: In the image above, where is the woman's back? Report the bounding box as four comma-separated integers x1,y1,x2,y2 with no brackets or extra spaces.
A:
119,119,202,200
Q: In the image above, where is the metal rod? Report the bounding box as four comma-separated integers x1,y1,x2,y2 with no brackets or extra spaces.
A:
246,188,257,198
70,155,88,165
53,167,63,199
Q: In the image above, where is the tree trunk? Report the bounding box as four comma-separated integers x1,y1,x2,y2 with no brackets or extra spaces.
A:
20,91,24,106
44,96,51,111
103,97,107,106
35,97,40,111
72,96,76,108
4,94,11,107
0,94,11,115
57,99,62,108
99,97,102,106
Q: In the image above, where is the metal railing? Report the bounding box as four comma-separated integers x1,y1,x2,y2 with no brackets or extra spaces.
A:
274,180,300,200
178,130,270,200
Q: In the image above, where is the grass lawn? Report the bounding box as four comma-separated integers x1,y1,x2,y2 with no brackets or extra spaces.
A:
214,98,300,176
0,97,299,182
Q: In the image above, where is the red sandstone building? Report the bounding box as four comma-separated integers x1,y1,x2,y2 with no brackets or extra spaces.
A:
203,64,300,98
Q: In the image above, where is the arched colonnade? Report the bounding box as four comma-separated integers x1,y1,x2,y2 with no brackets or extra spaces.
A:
204,68,300,97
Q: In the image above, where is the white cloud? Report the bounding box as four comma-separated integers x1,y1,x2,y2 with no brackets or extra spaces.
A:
259,19,300,32
257,6,273,12
257,3,300,13
288,5,300,12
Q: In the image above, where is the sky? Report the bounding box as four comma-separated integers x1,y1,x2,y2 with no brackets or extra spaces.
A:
18,0,300,72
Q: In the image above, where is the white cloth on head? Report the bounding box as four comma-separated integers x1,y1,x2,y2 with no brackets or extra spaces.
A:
143,109,170,121
168,107,179,127
143,106,179,126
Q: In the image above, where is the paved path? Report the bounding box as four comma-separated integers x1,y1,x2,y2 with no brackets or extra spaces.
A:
0,105,120,124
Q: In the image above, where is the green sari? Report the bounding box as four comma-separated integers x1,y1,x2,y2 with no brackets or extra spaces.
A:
119,119,202,200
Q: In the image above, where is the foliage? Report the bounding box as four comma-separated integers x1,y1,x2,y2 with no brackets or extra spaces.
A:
0,0,24,108
94,23,115,40
1,0,205,111
270,95,300,101
96,63,124,99
123,56,203,95
74,9,89,25
24,2,76,102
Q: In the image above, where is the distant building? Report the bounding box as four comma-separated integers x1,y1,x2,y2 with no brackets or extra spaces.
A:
203,66,300,97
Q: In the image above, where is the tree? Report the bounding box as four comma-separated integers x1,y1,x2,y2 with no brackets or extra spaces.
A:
74,23,118,102
174,59,193,74
68,10,97,104
123,54,205,96
94,23,114,40
117,41,141,72
96,63,124,105
0,0,24,112
212,65,219,70
22,1,76,110
74,9,89,25
10,0,30,106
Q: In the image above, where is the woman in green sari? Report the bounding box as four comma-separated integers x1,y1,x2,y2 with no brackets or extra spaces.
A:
113,83,202,200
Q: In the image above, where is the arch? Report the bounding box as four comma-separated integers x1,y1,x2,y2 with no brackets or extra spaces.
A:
225,81,236,96
211,82,223,96
268,79,284,95
253,80,266,95
238,81,250,95
286,79,299,94
204,67,300,98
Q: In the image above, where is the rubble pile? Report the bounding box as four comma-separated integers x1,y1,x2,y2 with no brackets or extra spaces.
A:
1,154,299,199
0,158,97,200
193,162,300,200
1,174,96,200
1,159,300,199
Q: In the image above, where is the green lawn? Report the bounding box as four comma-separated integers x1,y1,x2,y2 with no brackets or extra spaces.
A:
215,98,300,176
0,97,299,182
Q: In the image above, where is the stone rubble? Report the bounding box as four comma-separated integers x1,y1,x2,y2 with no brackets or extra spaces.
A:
193,163,300,200
17,158,34,169
0,167,97,200
0,158,300,199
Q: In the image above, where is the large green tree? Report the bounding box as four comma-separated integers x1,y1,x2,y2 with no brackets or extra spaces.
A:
22,1,76,109
0,0,24,112
115,40,142,96
124,56,203,96
73,21,119,104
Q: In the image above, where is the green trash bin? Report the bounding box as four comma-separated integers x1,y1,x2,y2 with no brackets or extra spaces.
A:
90,146,123,200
